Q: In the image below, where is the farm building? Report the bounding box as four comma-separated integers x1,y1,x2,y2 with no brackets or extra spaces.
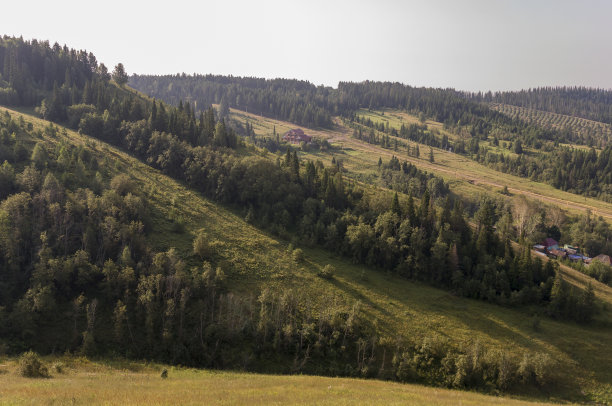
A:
548,248,567,259
568,254,584,262
542,238,559,251
283,128,312,144
592,254,611,266
563,244,579,253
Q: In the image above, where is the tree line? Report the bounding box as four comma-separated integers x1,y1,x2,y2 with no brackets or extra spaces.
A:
129,74,333,129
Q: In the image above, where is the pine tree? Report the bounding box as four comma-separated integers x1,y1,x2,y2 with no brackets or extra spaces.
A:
405,194,416,226
391,192,401,217
112,63,128,86
292,151,300,182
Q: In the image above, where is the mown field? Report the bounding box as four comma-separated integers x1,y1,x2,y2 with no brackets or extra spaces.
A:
2,106,612,404
0,357,560,406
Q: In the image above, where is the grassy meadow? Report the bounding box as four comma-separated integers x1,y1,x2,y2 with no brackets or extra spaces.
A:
0,357,561,406
229,107,612,221
2,106,612,404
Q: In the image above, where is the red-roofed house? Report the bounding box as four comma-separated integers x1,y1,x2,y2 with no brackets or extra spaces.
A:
542,238,559,251
283,128,312,144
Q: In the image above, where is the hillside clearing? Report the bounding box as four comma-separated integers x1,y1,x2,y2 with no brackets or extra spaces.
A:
229,107,612,221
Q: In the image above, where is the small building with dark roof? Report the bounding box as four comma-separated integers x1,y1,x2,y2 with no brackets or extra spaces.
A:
548,248,567,259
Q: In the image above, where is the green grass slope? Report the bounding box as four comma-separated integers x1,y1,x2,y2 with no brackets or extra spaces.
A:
3,106,612,404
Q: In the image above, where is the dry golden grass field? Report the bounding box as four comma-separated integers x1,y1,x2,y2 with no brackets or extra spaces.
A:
0,357,561,406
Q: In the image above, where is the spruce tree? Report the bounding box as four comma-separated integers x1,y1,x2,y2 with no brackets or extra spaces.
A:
391,192,401,217
112,63,128,86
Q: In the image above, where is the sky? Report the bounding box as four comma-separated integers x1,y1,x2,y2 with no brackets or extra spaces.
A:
4,0,612,92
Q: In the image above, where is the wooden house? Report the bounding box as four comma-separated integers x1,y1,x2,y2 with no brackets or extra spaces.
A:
283,129,312,144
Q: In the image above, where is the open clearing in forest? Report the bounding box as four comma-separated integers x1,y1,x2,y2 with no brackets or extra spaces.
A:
230,107,612,221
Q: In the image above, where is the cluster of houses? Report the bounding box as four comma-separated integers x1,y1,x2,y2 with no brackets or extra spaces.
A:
283,128,312,144
533,238,611,265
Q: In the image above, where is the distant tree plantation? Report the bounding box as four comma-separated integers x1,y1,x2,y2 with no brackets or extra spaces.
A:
471,87,612,125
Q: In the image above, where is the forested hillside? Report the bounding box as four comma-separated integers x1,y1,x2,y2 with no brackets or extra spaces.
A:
129,75,612,204
129,74,333,128
489,103,612,146
1,37,595,322
1,36,611,401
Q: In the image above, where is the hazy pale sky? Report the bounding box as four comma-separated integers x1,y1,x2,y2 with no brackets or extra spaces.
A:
4,0,612,91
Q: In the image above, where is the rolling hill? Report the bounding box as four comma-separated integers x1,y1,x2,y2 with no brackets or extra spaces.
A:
228,106,612,222
2,105,612,404
2,37,612,404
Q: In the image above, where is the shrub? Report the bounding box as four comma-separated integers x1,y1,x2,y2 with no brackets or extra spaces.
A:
318,264,335,279
18,351,49,378
292,248,304,263
532,353,555,387
52,362,65,374
193,232,213,260
518,352,554,387
110,174,135,196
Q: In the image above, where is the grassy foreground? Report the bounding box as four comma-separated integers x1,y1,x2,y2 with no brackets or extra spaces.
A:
0,357,555,406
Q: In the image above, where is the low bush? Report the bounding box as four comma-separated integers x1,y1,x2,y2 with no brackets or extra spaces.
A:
292,248,304,263
318,264,335,279
18,351,49,378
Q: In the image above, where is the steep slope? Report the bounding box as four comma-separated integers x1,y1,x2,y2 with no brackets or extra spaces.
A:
2,106,612,403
